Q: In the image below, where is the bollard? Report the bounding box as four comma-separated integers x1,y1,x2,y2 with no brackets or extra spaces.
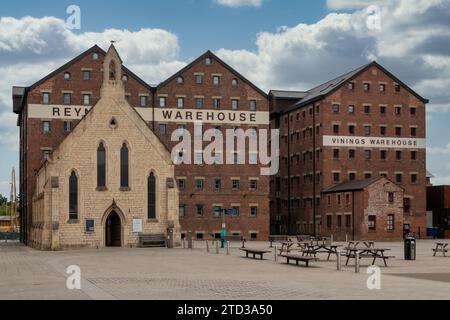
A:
336,250,342,271
345,234,348,243
206,240,210,253
274,245,278,262
331,234,334,245
187,230,193,249
182,238,186,249
227,241,230,255
355,251,360,273
216,240,220,254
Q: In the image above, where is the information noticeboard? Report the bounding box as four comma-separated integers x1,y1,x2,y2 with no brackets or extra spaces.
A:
132,219,142,233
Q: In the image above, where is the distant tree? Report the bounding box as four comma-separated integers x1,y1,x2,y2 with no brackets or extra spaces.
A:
0,194,7,205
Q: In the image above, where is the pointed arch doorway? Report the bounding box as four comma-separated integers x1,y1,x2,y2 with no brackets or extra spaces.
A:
105,211,122,247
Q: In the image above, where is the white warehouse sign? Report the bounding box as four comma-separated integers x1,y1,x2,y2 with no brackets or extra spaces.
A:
27,104,270,125
323,135,426,149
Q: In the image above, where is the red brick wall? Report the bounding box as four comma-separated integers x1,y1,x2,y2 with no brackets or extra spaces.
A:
155,54,270,240
271,64,427,240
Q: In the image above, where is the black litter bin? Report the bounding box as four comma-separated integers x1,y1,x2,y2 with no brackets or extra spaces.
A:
404,236,416,260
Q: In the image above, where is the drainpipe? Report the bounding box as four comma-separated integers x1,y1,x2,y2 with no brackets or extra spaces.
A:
287,111,291,235
313,104,317,237
352,190,356,241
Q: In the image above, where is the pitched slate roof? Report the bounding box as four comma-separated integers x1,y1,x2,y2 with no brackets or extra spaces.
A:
29,45,152,92
269,90,309,100
322,177,383,194
278,61,429,115
157,50,268,98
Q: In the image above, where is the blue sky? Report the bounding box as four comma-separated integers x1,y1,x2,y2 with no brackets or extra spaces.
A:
1,0,450,197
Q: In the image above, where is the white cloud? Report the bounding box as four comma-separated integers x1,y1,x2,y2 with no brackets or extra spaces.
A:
432,175,450,186
428,144,450,155
0,16,184,147
215,0,450,99
214,0,263,8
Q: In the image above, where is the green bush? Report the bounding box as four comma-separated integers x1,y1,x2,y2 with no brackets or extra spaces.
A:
0,204,9,216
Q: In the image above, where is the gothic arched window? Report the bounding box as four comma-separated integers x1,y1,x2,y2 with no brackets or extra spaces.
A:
97,142,106,188
69,171,78,220
148,172,156,219
120,143,129,188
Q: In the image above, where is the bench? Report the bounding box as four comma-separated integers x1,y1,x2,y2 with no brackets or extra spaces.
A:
279,254,317,267
240,248,271,260
224,235,247,248
269,235,290,247
432,243,449,257
138,233,166,248
0,232,20,243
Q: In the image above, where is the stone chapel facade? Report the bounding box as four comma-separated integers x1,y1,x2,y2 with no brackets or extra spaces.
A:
30,45,180,250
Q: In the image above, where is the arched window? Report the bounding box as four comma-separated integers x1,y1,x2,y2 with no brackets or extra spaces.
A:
97,142,106,188
120,143,129,188
69,171,78,220
148,172,156,219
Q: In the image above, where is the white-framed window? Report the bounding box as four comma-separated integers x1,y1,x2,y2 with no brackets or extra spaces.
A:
63,121,72,133
42,92,50,104
178,179,186,190
195,74,203,84
177,76,184,84
42,149,51,160
92,52,99,60
195,97,203,109
179,205,186,218
250,206,258,217
83,70,91,81
213,98,221,109
231,78,238,87
159,124,166,135
205,57,212,65
196,179,204,190
63,93,71,105
249,100,257,111
177,97,184,108
83,94,90,106
387,214,395,230
42,121,51,134
159,97,166,107
64,72,71,80
348,105,355,114
231,99,239,110
140,95,148,107
213,76,220,86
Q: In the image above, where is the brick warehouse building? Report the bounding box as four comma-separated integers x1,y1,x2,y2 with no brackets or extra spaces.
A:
13,45,270,247
270,62,429,240
13,45,429,246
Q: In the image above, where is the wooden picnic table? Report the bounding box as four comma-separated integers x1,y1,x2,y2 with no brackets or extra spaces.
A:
240,248,271,260
302,244,343,261
344,247,393,267
432,242,449,257
269,235,290,247
278,241,294,255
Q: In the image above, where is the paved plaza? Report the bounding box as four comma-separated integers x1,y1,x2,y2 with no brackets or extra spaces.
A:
0,240,449,300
